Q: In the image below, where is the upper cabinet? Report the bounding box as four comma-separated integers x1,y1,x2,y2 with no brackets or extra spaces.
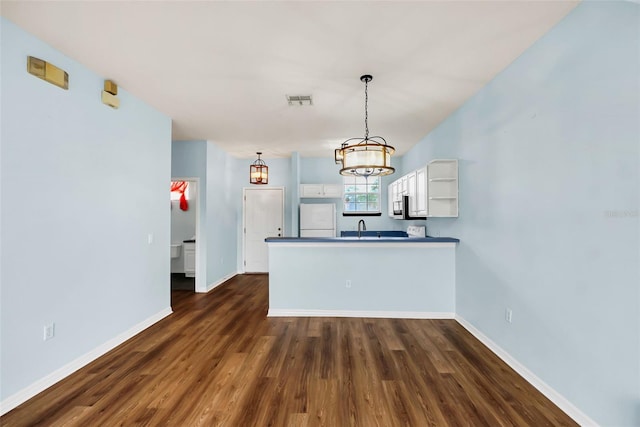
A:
427,159,458,217
300,183,342,199
387,181,396,217
413,166,428,217
387,159,458,219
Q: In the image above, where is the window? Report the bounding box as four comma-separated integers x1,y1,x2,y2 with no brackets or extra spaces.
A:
343,176,380,215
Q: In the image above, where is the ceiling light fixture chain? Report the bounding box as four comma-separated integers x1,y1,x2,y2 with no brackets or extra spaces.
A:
363,74,370,140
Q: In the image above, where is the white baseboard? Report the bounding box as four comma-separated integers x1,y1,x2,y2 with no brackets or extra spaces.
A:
204,271,239,293
454,315,598,427
268,309,455,319
0,307,173,416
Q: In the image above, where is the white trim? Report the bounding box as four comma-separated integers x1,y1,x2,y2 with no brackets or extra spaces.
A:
454,315,598,427
0,307,173,416
204,271,239,293
268,309,455,319
267,241,456,249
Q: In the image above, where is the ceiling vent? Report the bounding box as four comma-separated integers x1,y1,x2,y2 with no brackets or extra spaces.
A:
286,95,313,106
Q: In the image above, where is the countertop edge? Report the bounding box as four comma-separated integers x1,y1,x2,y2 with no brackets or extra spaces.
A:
265,237,460,244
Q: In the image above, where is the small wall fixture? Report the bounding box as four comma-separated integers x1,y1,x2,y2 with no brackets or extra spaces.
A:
101,80,120,109
27,56,68,90
249,152,269,184
335,75,395,177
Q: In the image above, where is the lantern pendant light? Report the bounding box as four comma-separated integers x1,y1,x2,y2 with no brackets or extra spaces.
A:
335,75,395,177
249,152,268,184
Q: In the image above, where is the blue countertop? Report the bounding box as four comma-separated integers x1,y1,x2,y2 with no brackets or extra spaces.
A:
265,236,459,243
340,230,409,238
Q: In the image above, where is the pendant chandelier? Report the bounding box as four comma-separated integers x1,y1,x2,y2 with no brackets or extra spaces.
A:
249,152,268,184
335,74,395,177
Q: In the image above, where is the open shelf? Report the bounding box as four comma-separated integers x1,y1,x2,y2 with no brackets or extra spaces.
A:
427,159,458,217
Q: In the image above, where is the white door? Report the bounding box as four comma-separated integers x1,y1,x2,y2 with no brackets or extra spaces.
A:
243,187,284,273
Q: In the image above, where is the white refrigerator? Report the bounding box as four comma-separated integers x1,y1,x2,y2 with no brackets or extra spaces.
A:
300,203,336,237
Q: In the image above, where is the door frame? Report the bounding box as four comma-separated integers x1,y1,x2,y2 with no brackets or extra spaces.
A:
242,187,285,273
171,177,204,292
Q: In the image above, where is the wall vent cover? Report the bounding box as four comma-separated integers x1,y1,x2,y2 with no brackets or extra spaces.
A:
286,95,313,106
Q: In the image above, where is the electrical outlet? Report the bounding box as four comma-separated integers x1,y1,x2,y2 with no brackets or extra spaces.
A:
505,308,513,324
147,233,154,244
43,323,55,341
345,280,352,288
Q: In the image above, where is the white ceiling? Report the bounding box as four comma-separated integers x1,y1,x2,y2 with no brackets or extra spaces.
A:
1,1,579,159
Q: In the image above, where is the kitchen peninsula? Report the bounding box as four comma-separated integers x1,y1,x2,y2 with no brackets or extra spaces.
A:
265,236,459,318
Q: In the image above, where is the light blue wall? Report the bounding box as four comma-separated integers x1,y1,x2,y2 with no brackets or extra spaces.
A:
172,149,295,275
205,143,238,284
403,2,640,425
172,140,238,288
172,141,207,177
171,141,207,288
269,243,455,314
0,18,171,402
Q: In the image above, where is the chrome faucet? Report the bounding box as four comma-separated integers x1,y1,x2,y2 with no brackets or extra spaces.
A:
357,219,367,238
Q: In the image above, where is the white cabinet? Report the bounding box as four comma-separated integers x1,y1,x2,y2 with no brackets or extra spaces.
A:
406,169,428,218
388,168,426,218
398,176,408,196
183,242,196,277
407,171,417,215
322,184,342,198
427,159,458,217
387,181,395,217
300,184,342,198
387,179,403,217
413,167,428,217
387,161,457,219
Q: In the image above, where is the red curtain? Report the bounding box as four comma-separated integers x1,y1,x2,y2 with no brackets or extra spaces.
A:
170,181,189,211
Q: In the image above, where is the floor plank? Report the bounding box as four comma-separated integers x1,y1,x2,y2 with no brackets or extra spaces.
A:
1,274,578,426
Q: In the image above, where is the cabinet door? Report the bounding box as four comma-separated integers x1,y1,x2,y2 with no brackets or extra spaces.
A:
183,244,196,277
300,184,324,198
322,184,342,198
415,167,427,216
388,182,395,217
400,176,408,195
407,171,417,215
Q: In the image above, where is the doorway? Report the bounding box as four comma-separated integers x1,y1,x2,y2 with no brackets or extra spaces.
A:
170,177,202,292
243,187,284,273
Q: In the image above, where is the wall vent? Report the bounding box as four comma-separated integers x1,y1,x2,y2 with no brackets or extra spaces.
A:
286,95,313,106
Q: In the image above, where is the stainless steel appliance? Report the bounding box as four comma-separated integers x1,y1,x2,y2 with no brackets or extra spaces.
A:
393,195,426,220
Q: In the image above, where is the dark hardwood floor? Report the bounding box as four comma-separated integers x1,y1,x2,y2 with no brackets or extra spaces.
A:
1,274,577,426
170,273,195,291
